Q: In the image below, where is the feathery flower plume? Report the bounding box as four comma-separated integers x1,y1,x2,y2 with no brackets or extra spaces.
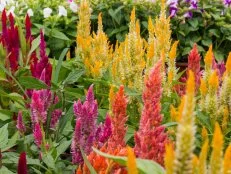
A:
127,146,138,174
71,85,111,164
16,111,26,135
165,143,175,174
25,14,32,42
209,122,224,174
204,45,213,82
17,152,28,174
50,109,62,128
187,44,201,91
173,71,196,173
108,85,128,149
224,144,231,174
198,139,209,174
30,31,52,86
1,9,20,73
33,123,43,148
135,61,168,165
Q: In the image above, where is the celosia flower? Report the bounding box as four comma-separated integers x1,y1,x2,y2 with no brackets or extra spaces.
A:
30,31,52,86
173,71,196,173
25,14,32,42
108,86,128,149
50,109,62,128
198,139,209,174
17,152,27,174
1,10,20,73
187,44,201,91
224,144,231,174
135,61,168,165
165,143,175,174
95,115,112,146
71,85,111,164
16,111,26,135
33,123,43,148
127,146,138,174
210,123,224,173
31,90,49,124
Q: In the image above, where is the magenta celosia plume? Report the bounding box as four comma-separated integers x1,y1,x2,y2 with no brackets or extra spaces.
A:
33,123,43,148
71,85,112,164
134,61,168,166
16,111,26,135
1,9,20,73
25,14,32,42
17,152,28,174
30,31,52,86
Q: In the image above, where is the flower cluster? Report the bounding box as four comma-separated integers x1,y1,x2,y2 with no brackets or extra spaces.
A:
135,61,169,166
1,9,19,73
71,85,112,164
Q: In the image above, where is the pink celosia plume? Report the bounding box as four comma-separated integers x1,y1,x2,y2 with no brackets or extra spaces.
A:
134,61,169,166
16,111,26,135
33,123,43,148
17,152,28,174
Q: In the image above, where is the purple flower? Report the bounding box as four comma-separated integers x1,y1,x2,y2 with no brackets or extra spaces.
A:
33,123,43,148
224,0,231,7
16,111,26,135
184,11,193,18
96,114,112,146
50,109,62,128
167,0,178,17
71,85,112,164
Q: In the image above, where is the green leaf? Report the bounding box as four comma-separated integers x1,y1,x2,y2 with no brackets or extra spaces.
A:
51,29,70,41
0,110,12,121
2,132,19,152
56,140,72,160
162,122,178,128
53,48,69,84
0,124,8,149
18,76,48,89
63,70,85,85
93,148,165,174
0,166,15,174
125,126,135,143
42,153,56,170
80,147,97,174
28,35,40,58
188,18,198,28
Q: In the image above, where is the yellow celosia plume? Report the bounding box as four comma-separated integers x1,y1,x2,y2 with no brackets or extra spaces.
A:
200,78,207,96
208,70,219,91
127,146,138,174
173,71,195,173
198,139,209,174
201,126,208,142
204,45,213,68
165,143,175,174
169,41,179,61
224,144,231,174
225,52,231,74
210,122,224,174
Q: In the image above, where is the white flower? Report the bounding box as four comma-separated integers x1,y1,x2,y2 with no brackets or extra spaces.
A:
43,7,52,18
27,8,34,16
69,2,78,13
7,6,15,16
0,3,6,12
58,5,67,17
